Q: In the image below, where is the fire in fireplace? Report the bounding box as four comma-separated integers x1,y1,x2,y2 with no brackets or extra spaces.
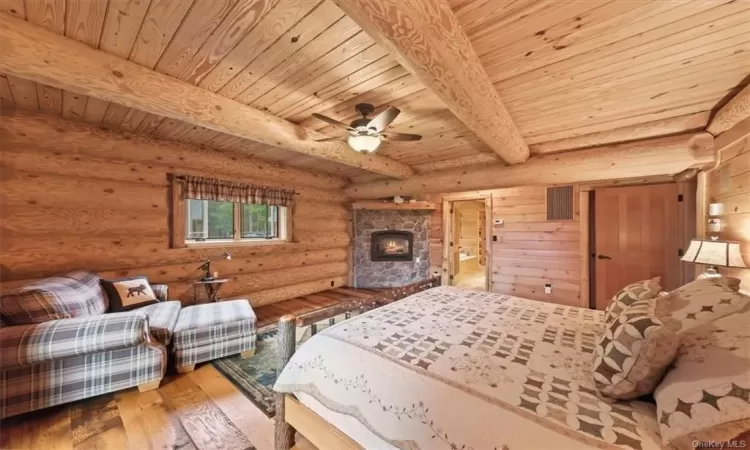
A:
371,231,414,261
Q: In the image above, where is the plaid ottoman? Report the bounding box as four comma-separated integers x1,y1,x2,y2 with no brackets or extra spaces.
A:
172,299,256,373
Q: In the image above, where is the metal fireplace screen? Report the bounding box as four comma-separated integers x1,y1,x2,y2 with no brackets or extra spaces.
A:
371,231,414,262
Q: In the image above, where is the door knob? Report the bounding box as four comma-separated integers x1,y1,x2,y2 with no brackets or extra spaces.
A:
597,254,612,260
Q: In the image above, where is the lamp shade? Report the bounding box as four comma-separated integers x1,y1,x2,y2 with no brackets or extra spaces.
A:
681,239,747,268
347,134,381,153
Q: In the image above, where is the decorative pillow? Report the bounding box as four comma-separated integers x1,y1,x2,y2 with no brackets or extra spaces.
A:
720,277,742,292
101,276,158,312
592,295,679,399
0,271,107,325
654,309,750,448
665,278,749,334
603,277,662,324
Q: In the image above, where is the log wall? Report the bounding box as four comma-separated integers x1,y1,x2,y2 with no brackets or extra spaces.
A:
703,136,750,289
0,110,351,307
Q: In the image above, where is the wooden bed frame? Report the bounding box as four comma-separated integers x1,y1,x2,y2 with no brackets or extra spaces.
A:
274,315,362,450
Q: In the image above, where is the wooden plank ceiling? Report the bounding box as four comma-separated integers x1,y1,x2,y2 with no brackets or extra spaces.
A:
0,0,748,181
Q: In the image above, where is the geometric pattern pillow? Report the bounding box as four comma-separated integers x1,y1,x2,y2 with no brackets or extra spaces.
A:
654,309,750,448
593,295,679,400
665,278,750,334
602,277,662,324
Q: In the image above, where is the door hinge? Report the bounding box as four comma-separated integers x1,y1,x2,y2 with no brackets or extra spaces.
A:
450,208,454,214
678,194,684,202
449,241,454,247
678,248,684,257
449,275,454,280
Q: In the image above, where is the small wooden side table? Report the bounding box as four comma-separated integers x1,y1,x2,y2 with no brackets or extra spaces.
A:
193,278,229,303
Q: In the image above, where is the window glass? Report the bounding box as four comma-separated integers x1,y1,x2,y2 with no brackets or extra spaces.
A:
206,200,234,239
185,200,286,243
186,199,206,239
241,204,279,239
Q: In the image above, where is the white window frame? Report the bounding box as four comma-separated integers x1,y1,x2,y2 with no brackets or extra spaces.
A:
184,199,289,246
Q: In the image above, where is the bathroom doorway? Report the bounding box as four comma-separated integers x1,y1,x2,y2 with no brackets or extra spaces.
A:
445,198,490,291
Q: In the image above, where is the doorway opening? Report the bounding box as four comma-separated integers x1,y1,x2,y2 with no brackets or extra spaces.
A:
444,198,491,291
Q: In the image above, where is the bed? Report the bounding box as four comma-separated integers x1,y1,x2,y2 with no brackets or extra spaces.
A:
273,286,664,449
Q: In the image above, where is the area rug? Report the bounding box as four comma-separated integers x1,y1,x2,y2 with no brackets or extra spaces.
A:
212,312,355,418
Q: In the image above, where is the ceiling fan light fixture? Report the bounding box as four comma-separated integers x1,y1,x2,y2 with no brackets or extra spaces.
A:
347,134,381,153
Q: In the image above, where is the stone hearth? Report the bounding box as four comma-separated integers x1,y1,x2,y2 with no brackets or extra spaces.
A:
353,209,430,288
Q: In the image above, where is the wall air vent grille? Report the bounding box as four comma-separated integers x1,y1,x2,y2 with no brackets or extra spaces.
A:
547,186,574,221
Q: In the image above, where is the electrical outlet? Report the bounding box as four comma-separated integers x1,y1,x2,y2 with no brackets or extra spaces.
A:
415,256,421,263
544,284,552,294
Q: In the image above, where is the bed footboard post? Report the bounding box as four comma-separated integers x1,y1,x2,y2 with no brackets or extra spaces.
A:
275,314,297,450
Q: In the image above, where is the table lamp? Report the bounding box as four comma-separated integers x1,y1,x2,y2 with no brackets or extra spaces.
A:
198,252,231,281
681,238,747,278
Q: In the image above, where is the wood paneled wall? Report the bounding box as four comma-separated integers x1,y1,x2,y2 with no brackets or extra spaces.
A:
431,187,582,306
0,109,351,307
703,137,750,289
490,186,581,306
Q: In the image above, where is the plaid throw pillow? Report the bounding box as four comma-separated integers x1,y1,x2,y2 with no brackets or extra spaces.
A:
0,271,108,325
101,276,159,312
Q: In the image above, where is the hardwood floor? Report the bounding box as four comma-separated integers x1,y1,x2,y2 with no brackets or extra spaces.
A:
453,270,487,291
0,365,274,450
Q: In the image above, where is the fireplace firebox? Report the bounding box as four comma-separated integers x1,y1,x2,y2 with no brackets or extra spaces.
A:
371,231,414,262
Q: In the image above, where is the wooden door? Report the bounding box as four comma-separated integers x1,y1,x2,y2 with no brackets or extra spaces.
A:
593,183,681,309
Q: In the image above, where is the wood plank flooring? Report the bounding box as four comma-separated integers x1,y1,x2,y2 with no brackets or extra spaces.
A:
453,271,487,291
0,365,274,450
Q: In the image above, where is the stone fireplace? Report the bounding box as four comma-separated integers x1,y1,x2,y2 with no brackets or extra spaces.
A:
353,209,430,288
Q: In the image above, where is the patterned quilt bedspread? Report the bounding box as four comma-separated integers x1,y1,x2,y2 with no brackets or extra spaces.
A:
274,286,663,449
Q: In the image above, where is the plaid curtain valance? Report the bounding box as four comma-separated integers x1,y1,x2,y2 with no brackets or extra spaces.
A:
180,175,295,206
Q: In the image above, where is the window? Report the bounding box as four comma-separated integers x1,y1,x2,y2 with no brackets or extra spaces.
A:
185,199,287,243
171,174,295,248
241,204,280,239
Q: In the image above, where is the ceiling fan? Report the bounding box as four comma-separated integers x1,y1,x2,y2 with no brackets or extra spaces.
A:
312,103,422,153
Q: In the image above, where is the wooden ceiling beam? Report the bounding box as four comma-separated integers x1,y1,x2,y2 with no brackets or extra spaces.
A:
707,83,750,135
414,154,500,173
529,112,710,154
345,133,715,199
714,115,750,152
0,13,415,180
333,0,530,165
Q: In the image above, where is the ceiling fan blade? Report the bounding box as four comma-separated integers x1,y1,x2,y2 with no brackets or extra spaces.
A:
312,113,355,131
315,136,347,142
382,131,422,141
367,106,401,132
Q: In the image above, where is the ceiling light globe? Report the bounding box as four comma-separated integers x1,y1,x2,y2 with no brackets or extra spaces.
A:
347,134,381,153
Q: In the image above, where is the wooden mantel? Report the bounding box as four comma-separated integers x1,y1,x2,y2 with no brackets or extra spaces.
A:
352,201,437,210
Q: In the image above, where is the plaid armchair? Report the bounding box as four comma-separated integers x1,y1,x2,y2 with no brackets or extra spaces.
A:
0,272,174,418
